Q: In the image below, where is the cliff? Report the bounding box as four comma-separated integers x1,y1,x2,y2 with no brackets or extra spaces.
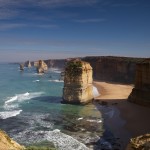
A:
82,56,145,83
128,59,150,106
35,60,48,73
0,130,25,150
63,59,94,104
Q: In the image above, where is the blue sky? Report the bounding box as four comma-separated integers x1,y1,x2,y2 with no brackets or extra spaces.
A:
0,0,150,62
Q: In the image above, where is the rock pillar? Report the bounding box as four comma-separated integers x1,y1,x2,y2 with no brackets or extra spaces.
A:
63,59,94,104
36,60,48,73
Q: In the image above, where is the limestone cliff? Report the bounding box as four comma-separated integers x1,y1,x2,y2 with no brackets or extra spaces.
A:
128,59,150,106
63,59,94,104
0,130,25,150
82,56,145,83
126,134,150,150
36,60,48,73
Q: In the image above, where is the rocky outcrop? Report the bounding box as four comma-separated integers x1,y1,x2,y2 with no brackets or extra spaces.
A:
20,64,24,71
82,56,145,84
126,134,150,150
24,60,31,68
0,130,25,150
63,59,94,104
36,60,48,73
128,59,150,106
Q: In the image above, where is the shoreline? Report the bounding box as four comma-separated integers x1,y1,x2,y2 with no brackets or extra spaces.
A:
93,81,150,147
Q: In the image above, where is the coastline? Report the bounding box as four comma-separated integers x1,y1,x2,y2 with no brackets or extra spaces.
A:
93,81,150,143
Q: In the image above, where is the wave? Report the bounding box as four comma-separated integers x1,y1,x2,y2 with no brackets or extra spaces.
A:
93,86,100,98
49,79,64,82
33,80,40,82
14,129,89,150
0,110,22,119
5,92,44,104
49,68,62,74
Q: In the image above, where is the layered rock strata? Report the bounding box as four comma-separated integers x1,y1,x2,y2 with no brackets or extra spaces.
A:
128,59,150,106
0,130,25,150
63,59,94,104
36,60,48,73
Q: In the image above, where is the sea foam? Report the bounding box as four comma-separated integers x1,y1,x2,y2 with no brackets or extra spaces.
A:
93,86,100,98
0,110,22,119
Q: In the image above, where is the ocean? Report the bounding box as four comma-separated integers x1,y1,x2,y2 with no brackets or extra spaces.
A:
0,63,129,150
0,63,110,150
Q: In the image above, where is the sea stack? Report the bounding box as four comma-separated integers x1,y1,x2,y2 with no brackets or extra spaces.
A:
25,60,31,68
63,59,94,104
20,64,24,71
128,59,150,106
36,60,48,73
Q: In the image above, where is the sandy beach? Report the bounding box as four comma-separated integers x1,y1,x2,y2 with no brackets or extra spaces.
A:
94,81,150,147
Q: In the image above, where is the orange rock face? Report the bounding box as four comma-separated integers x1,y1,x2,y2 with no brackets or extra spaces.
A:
63,59,94,104
128,59,150,106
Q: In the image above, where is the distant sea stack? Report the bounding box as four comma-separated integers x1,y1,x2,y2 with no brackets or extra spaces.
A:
19,64,24,71
128,59,150,106
36,60,48,73
24,60,31,68
63,59,94,104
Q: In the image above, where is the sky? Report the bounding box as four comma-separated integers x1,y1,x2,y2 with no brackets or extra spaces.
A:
0,0,150,62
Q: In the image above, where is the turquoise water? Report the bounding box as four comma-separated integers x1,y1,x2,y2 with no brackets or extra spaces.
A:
0,63,106,149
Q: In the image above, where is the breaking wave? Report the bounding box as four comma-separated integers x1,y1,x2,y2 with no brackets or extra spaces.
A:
49,79,64,83
0,110,22,119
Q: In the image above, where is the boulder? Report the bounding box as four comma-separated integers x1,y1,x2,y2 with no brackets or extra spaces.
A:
128,59,150,106
0,129,25,150
126,134,150,150
63,59,94,104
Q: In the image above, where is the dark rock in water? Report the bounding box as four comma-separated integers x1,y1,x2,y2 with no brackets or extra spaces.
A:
24,60,31,68
128,58,150,107
20,64,24,71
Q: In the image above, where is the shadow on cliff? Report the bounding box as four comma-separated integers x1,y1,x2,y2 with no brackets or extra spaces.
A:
31,96,62,103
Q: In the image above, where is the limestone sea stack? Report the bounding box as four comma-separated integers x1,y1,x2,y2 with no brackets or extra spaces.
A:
20,64,24,71
24,60,31,68
0,130,25,150
128,58,150,106
63,59,94,104
36,60,48,73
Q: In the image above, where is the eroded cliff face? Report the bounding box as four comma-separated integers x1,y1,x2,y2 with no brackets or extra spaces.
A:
82,56,144,83
35,60,48,73
128,59,150,106
0,130,25,150
63,59,93,104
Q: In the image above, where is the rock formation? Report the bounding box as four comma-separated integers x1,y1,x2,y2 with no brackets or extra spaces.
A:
20,64,24,71
0,130,25,150
82,56,145,84
126,134,150,150
128,59,150,106
36,60,48,73
63,59,94,104
24,60,31,68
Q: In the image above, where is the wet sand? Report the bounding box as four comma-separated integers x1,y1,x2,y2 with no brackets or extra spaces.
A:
93,81,150,147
